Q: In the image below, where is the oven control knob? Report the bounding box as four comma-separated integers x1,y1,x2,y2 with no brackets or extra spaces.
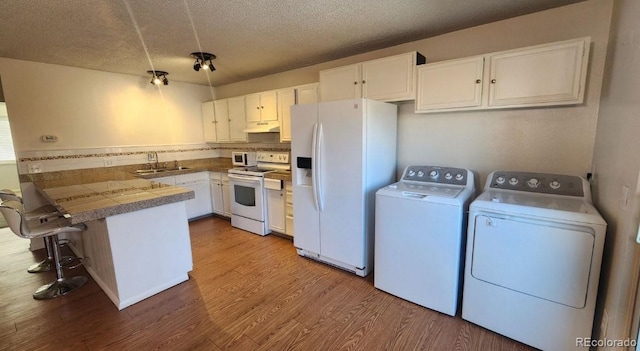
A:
445,172,453,180
527,178,540,188
429,170,439,179
417,171,424,177
408,170,416,177
509,177,519,185
496,176,506,184
550,180,561,189
455,173,464,181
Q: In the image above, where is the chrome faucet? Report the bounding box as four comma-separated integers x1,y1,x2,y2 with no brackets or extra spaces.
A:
148,151,159,169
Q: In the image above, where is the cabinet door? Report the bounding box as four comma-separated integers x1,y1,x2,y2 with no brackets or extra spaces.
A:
319,64,361,102
222,180,231,217
259,91,278,121
267,189,286,233
245,93,261,122
296,83,319,105
228,96,247,142
210,180,224,215
201,101,217,142
362,52,417,101
277,88,296,142
488,38,588,107
415,56,485,112
213,100,230,142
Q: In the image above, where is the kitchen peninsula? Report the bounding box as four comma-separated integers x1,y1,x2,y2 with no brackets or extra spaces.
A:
30,175,195,310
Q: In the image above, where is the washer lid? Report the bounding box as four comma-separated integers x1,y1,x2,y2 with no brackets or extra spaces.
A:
382,181,465,198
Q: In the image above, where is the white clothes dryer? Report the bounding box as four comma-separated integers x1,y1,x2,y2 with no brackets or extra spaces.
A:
462,171,606,351
375,165,475,316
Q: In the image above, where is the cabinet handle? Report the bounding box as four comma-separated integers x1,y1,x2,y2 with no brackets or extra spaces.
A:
256,106,260,110
476,79,481,84
362,80,366,84
261,106,264,109
354,81,358,85
491,79,496,84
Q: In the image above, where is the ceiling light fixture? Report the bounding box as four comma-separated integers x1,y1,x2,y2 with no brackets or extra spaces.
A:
147,70,169,86
191,52,216,72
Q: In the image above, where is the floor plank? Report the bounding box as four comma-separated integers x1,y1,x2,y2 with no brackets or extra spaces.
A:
0,217,537,351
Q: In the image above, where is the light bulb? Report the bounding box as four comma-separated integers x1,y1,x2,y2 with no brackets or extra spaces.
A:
153,76,161,85
202,63,210,70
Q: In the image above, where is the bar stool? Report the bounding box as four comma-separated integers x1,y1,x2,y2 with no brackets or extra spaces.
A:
0,189,72,273
0,200,88,299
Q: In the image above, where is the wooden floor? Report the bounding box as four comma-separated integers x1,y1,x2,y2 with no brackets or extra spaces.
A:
0,217,535,351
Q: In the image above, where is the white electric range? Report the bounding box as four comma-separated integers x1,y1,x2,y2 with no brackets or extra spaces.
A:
228,151,290,235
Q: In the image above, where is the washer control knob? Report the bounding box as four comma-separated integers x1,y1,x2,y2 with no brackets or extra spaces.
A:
408,170,416,177
429,170,439,179
445,172,453,180
527,178,540,188
455,174,464,181
509,177,519,185
417,171,425,177
550,180,561,190
496,176,506,184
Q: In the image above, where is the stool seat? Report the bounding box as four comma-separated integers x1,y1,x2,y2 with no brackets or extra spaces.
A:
0,200,88,299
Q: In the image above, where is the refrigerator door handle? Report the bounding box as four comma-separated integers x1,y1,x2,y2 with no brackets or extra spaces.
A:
311,123,320,211
317,123,325,212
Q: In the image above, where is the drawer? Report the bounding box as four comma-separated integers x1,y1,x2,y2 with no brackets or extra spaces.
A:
175,171,209,183
210,172,221,180
286,191,293,204
286,205,293,217
285,216,294,236
265,178,283,190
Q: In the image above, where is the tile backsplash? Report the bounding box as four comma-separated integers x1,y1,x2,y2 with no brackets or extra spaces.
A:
17,141,290,175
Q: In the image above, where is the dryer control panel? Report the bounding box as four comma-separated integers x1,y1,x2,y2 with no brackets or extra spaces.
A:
488,171,584,197
402,166,468,186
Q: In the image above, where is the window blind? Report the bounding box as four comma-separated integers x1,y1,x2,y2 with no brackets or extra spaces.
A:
0,115,16,162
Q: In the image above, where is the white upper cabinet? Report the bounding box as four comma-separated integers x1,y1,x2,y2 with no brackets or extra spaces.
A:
415,37,590,113
277,88,296,143
320,51,425,102
213,100,231,142
245,91,278,122
201,101,217,142
295,83,319,105
487,38,589,107
227,96,247,142
416,56,485,111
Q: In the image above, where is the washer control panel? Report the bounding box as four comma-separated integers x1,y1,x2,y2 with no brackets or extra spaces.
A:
402,166,468,185
489,171,584,197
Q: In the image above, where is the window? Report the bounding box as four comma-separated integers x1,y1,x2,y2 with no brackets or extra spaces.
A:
0,103,16,163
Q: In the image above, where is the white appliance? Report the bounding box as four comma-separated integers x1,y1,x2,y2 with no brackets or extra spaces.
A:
291,98,397,277
229,151,289,236
375,165,475,316
462,171,607,351
231,151,257,167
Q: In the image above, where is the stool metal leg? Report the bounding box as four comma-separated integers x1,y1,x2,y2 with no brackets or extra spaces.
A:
27,237,74,273
33,235,87,300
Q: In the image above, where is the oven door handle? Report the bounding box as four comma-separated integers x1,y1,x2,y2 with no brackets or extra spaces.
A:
228,174,262,184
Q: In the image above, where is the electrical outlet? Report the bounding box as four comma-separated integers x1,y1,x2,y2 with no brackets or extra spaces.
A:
103,157,114,167
29,163,42,174
600,309,608,338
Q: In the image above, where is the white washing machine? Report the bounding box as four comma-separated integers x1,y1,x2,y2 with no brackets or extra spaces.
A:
375,165,475,316
462,171,606,351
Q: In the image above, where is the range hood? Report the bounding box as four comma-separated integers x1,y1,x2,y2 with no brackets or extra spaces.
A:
243,121,280,133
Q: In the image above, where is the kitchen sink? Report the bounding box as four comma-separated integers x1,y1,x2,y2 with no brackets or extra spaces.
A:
134,167,190,175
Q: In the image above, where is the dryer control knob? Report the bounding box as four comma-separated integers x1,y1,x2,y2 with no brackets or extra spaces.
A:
445,172,453,180
408,170,416,177
509,177,519,185
496,176,506,184
417,171,425,177
527,178,540,188
455,174,464,181
429,170,439,179
550,180,561,189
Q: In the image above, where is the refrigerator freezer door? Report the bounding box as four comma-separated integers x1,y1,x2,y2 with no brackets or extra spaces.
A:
317,100,366,268
291,103,321,254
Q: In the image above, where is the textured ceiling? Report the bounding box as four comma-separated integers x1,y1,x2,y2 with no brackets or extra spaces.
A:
0,0,584,87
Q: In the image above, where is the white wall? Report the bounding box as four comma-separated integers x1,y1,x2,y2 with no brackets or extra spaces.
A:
216,0,613,186
591,0,640,346
0,58,214,152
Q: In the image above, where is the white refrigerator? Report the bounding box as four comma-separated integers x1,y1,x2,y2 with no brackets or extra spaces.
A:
291,98,397,277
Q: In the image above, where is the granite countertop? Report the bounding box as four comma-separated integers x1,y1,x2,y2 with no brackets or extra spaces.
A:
35,178,195,225
264,171,292,181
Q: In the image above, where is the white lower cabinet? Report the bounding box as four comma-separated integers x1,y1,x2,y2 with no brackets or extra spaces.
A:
265,178,285,234
285,181,293,236
210,172,231,217
175,172,212,220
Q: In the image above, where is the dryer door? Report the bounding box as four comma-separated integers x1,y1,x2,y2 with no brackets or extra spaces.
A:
471,215,595,308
